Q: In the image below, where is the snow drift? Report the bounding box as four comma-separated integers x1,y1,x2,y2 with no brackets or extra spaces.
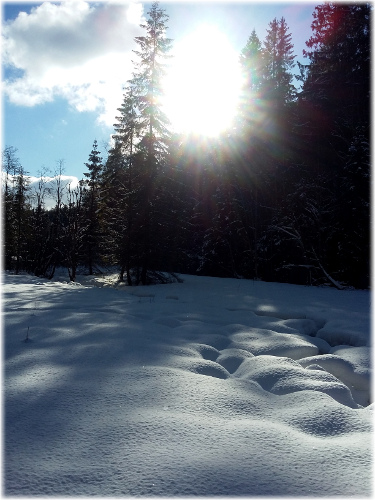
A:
3,271,372,496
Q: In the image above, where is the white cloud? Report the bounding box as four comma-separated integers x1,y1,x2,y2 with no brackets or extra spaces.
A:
2,1,144,126
30,174,81,210
3,171,81,210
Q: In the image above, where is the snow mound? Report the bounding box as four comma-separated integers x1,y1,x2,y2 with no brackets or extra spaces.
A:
316,320,369,347
298,347,371,407
180,358,230,379
228,328,318,359
216,348,255,373
189,342,221,361
299,334,332,354
269,318,318,336
276,390,372,437
234,355,359,408
330,345,371,368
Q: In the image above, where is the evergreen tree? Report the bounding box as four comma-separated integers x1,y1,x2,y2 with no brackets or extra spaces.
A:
127,2,173,284
82,140,103,274
102,141,137,283
28,169,55,277
301,3,370,160
262,17,296,106
262,15,296,169
132,2,172,160
296,2,371,287
236,18,297,283
2,146,20,270
1,147,31,274
113,86,139,156
104,3,174,285
238,29,263,134
107,86,140,284
60,182,86,282
240,29,263,93
46,160,67,278
12,165,31,274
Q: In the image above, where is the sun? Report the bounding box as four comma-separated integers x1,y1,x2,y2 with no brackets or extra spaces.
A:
162,25,243,137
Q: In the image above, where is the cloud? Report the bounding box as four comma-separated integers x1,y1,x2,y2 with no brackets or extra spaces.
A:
29,174,81,210
3,171,82,210
2,1,144,126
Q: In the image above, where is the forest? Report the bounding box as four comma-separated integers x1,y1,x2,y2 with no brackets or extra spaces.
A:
2,2,371,289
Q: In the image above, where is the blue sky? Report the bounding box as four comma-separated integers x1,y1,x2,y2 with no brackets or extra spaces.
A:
2,1,317,180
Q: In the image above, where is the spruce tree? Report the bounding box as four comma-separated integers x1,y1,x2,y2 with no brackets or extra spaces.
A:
1,147,31,274
107,86,139,283
262,17,296,105
299,2,371,287
46,160,67,279
127,2,173,284
238,29,263,135
82,140,103,275
2,146,20,270
236,18,297,283
13,165,31,274
60,182,85,282
29,169,55,278
102,141,137,283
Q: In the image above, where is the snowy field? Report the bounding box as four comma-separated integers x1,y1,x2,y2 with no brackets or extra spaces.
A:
3,271,373,496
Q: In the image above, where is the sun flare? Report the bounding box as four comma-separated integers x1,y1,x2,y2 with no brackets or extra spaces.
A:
163,25,243,137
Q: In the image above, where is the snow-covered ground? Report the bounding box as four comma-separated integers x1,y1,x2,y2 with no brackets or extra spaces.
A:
3,271,372,496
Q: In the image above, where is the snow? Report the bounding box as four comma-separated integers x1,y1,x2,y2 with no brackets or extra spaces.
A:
3,271,373,496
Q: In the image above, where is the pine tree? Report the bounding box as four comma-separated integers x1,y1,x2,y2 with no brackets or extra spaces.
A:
107,86,140,283
101,141,137,283
132,3,172,160
238,29,264,136
45,160,67,278
28,168,55,277
240,29,263,92
60,182,86,282
1,147,32,274
127,2,173,284
2,146,20,270
82,140,103,275
13,165,31,274
262,16,296,106
261,15,296,171
236,18,298,283
297,2,371,287
301,3,370,150
113,86,138,157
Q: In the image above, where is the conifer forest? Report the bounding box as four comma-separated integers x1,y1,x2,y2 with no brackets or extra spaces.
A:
2,3,371,289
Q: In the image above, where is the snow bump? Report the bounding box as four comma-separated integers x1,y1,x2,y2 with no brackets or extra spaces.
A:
234,355,359,408
228,328,319,359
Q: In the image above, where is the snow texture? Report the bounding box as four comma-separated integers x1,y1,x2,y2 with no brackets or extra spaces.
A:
3,271,372,496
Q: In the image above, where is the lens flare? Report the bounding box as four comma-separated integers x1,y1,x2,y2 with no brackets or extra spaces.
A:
163,25,243,137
